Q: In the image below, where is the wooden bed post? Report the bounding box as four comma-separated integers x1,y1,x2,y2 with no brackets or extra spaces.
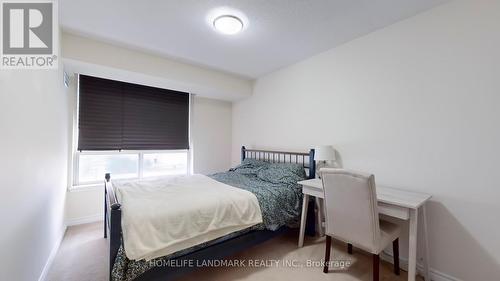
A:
109,205,121,280
241,146,246,161
105,173,122,281
104,174,109,239
309,149,316,179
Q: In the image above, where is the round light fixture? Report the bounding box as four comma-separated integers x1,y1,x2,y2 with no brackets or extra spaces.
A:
213,15,243,35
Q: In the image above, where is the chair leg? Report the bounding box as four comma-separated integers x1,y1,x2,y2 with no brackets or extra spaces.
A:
347,243,353,254
393,238,400,275
372,254,380,281
323,235,332,273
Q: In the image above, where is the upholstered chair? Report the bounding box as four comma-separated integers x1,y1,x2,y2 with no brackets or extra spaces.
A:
320,168,401,281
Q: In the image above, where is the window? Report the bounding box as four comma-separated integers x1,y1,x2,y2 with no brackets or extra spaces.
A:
72,75,190,186
75,151,188,185
143,152,188,177
78,153,139,183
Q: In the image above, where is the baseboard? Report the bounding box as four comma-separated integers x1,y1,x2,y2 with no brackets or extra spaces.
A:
38,225,67,281
37,214,102,281
65,214,102,226
380,251,462,281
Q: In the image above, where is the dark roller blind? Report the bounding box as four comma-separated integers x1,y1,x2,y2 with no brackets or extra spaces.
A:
78,76,123,150
78,75,189,151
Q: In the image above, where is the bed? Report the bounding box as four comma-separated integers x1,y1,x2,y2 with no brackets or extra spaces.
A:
104,146,316,281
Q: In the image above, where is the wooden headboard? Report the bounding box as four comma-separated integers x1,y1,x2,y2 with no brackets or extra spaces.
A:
241,146,316,179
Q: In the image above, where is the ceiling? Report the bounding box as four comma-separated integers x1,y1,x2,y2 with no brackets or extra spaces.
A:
60,0,447,79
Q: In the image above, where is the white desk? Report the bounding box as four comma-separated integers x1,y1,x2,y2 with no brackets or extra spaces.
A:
298,178,432,281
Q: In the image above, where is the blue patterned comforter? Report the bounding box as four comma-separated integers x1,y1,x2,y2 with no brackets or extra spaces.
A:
112,159,306,281
209,159,306,230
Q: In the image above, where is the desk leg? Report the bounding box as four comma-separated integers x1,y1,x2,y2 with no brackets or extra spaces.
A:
298,194,310,247
408,208,418,281
316,198,325,237
422,204,431,281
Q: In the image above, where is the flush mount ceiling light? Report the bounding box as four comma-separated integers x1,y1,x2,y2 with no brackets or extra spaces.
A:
213,15,243,35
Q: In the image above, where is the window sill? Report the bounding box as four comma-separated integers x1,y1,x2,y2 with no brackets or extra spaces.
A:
68,183,102,192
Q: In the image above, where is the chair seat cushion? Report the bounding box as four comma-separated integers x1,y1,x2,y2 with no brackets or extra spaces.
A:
379,220,401,252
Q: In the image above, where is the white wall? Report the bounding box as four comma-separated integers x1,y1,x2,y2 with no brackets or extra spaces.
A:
64,95,233,223
192,96,232,174
0,66,68,279
233,0,500,280
61,32,253,101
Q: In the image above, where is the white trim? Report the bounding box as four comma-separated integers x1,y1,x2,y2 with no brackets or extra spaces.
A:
71,74,80,186
38,225,67,281
65,214,103,226
68,183,101,192
380,251,462,281
188,93,193,175
138,152,144,178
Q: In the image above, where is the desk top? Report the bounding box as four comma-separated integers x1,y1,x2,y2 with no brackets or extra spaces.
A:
298,178,431,209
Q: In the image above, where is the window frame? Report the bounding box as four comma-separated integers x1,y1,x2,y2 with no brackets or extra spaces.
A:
73,149,191,186
69,73,194,190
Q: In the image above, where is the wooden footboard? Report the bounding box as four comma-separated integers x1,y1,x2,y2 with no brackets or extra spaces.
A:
104,173,122,281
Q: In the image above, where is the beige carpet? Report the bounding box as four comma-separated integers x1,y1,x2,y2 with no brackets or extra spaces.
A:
46,222,420,281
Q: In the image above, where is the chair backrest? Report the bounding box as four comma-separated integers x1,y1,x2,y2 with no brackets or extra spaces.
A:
321,168,380,253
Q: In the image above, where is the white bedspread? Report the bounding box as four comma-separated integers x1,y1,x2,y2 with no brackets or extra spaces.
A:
114,174,263,261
